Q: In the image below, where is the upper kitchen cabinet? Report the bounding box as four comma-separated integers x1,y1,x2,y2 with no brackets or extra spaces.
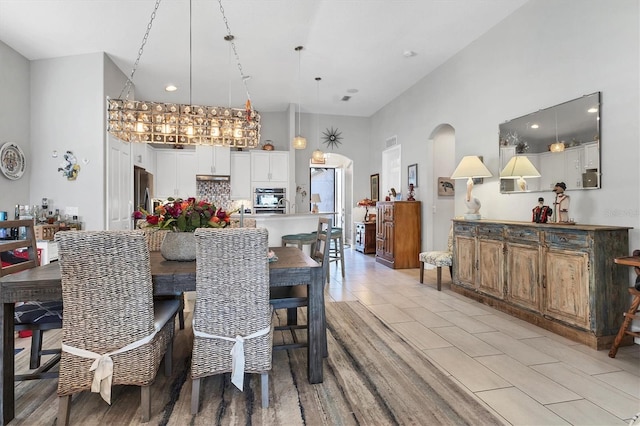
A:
131,142,156,175
155,150,197,199
230,151,251,200
195,145,231,176
250,151,289,186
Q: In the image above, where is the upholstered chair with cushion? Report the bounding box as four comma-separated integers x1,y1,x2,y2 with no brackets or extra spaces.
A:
419,225,453,291
0,219,63,377
191,228,272,412
55,230,179,424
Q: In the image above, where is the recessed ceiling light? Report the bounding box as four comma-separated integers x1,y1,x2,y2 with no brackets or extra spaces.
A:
165,85,177,92
346,88,359,94
587,107,598,113
530,123,539,129
403,50,417,58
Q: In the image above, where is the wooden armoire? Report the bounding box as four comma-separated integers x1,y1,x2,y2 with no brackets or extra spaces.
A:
375,201,421,269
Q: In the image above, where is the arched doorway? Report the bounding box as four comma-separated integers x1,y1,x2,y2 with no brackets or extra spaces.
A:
309,153,354,245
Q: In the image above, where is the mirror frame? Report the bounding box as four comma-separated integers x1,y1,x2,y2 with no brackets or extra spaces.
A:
499,92,601,194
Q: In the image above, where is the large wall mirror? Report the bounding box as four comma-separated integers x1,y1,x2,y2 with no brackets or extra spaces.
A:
499,92,601,193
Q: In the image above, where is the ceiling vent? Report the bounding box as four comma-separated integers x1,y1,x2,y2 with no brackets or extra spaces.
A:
341,95,351,101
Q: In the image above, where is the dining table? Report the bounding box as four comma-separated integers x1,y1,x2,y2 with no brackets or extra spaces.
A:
0,246,323,425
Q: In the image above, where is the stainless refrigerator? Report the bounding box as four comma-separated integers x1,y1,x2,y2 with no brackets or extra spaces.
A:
134,166,153,213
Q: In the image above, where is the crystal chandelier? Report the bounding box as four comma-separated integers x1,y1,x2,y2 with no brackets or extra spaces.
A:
107,0,261,148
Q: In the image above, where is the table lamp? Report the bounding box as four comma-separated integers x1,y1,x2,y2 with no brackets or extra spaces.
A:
450,156,493,219
310,193,321,213
500,155,540,191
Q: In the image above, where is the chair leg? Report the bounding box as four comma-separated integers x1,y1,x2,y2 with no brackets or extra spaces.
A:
420,261,424,283
178,294,185,330
58,395,71,426
436,267,442,291
286,307,298,325
141,385,151,422
261,373,269,408
338,236,345,278
164,339,173,377
449,265,453,280
30,330,44,369
191,378,201,415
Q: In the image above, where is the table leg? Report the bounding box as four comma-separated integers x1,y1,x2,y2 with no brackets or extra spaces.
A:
307,267,323,384
1,302,16,425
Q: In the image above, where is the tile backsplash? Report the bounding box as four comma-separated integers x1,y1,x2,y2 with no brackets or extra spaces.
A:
196,181,231,210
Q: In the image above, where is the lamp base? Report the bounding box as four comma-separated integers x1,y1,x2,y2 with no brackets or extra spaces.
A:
463,213,481,220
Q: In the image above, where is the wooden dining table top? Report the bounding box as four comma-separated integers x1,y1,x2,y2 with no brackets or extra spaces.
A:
0,246,319,299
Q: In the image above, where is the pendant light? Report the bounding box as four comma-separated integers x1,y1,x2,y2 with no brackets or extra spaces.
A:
550,111,565,152
292,46,307,149
311,77,325,162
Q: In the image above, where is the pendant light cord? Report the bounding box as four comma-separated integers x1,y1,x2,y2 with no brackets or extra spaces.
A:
316,77,321,148
296,46,303,136
189,0,192,105
119,0,162,100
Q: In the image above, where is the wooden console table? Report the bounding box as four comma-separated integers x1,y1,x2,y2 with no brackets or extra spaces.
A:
451,219,631,350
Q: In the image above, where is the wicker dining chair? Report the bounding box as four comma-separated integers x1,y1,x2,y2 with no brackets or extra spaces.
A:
142,227,186,330
54,230,180,424
191,228,272,412
269,216,332,353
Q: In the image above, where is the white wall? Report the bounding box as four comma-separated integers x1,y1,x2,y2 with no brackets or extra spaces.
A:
370,0,640,252
28,53,107,230
0,40,31,215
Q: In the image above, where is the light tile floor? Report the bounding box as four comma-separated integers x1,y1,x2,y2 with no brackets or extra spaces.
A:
327,247,640,426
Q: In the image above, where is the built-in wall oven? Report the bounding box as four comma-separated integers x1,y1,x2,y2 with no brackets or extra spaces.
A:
254,188,286,214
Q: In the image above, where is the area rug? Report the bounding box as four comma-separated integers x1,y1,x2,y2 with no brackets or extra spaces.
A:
11,302,498,425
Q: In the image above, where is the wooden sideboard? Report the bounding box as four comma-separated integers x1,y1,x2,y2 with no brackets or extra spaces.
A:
452,219,632,350
375,201,421,269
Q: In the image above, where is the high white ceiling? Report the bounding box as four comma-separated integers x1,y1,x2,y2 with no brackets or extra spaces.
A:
0,0,527,117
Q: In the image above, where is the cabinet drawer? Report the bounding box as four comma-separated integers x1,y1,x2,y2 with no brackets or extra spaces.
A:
454,223,475,236
477,224,503,239
507,226,539,243
544,230,589,249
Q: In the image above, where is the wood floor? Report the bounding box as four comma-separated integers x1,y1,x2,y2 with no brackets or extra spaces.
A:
10,247,640,425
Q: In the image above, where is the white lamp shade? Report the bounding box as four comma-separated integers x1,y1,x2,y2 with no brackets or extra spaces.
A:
293,136,307,149
500,156,541,179
450,156,493,179
310,193,321,203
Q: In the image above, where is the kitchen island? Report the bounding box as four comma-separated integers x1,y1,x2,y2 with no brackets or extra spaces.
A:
232,213,336,248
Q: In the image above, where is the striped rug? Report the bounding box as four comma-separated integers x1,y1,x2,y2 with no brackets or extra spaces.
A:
12,302,498,425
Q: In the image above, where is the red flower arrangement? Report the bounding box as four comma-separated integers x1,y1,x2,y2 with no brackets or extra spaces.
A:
133,197,235,231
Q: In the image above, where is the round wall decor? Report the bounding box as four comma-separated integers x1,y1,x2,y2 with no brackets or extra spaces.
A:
0,142,26,180
322,127,343,150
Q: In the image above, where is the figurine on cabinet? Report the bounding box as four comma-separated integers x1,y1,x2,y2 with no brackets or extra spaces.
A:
407,184,416,201
532,197,552,223
552,182,570,223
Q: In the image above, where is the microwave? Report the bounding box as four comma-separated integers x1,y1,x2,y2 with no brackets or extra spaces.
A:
254,188,286,214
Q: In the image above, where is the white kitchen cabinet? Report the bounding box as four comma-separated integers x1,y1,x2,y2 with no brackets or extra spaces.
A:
564,147,583,189
131,143,156,175
583,142,599,170
250,151,289,186
230,151,251,200
155,150,197,199
195,145,231,175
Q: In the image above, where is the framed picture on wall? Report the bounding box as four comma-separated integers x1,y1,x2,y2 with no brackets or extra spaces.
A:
438,177,455,196
408,163,418,187
370,174,379,201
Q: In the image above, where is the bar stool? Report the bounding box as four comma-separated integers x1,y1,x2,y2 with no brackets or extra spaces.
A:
327,227,345,283
608,287,640,358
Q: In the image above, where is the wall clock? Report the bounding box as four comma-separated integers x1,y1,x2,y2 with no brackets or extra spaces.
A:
0,142,26,180
322,127,343,150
